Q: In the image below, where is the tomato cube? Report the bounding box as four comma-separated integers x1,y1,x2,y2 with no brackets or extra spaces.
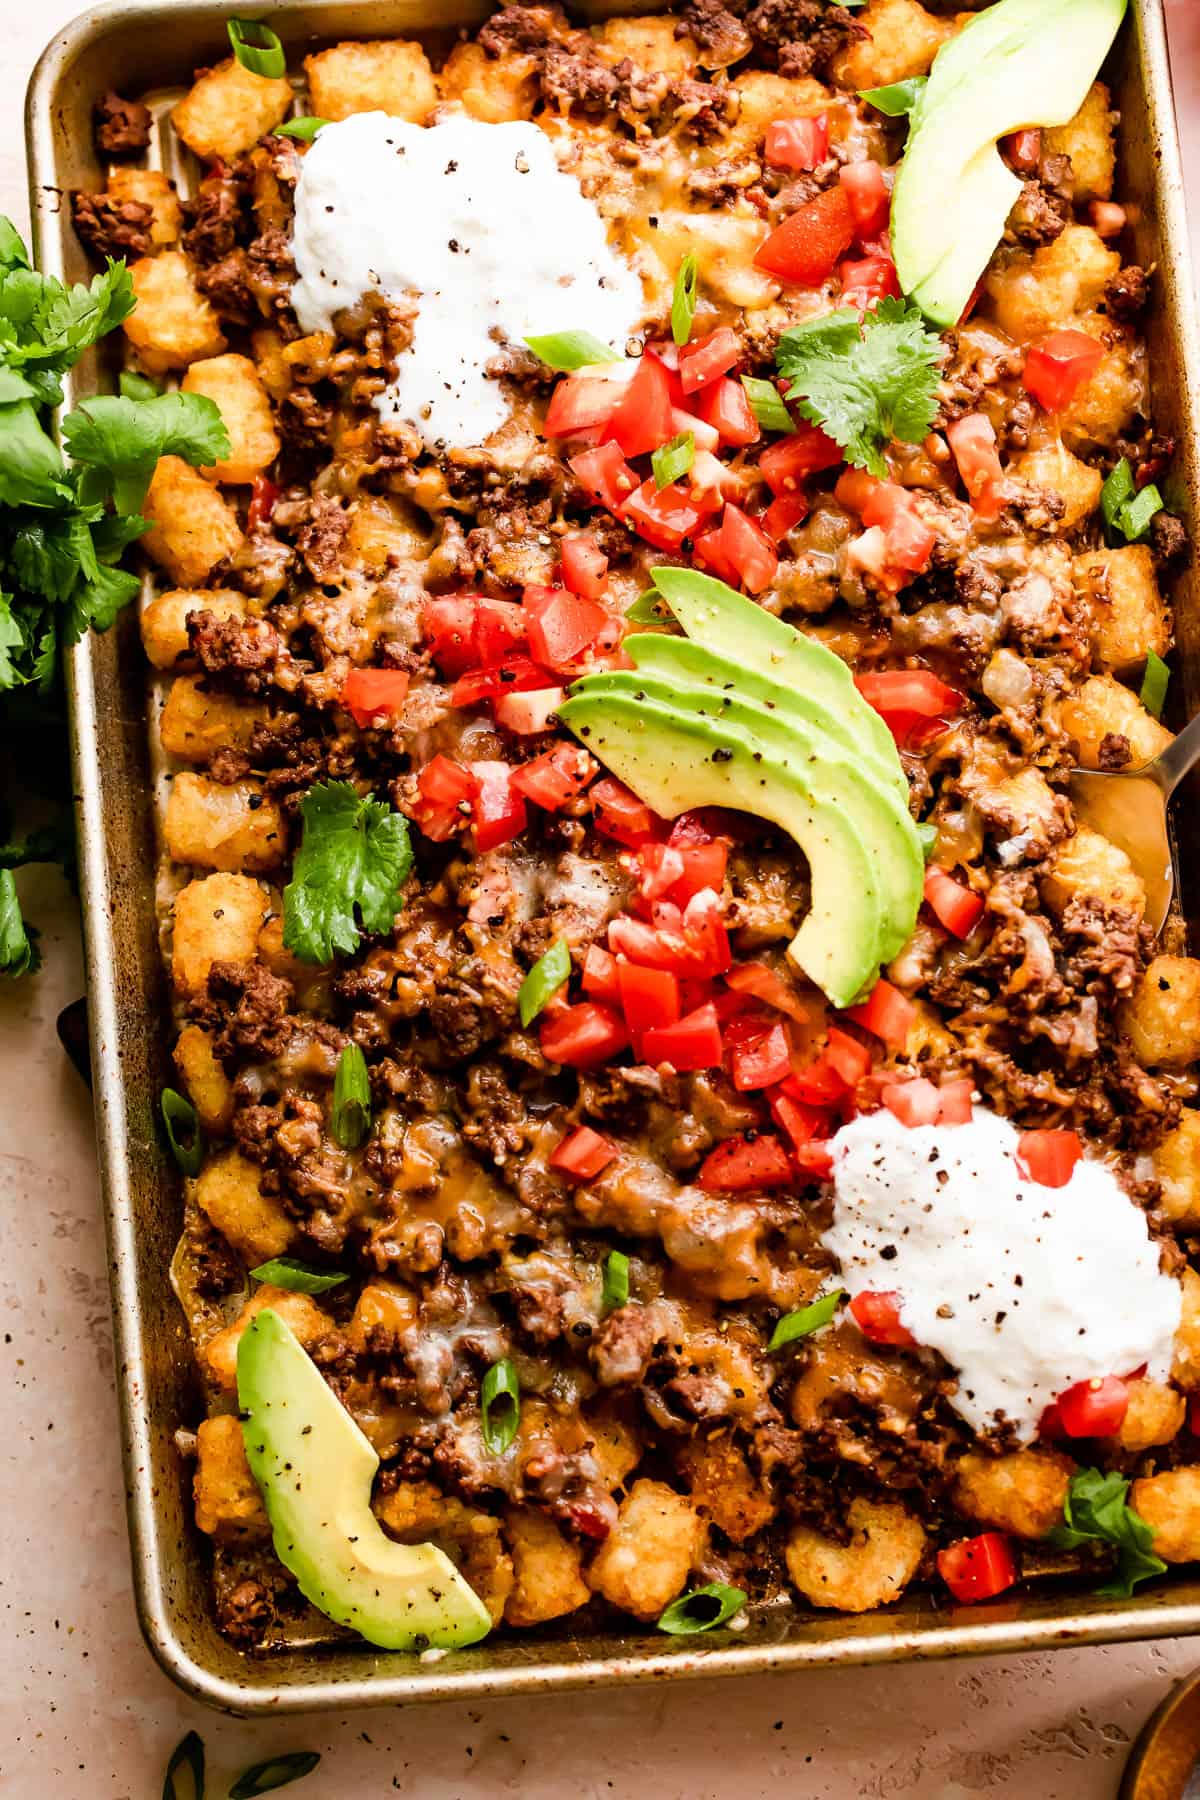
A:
1056,1375,1129,1438
754,185,856,285
620,478,710,552
560,531,609,599
604,353,676,459
468,760,528,852
881,1077,941,1128
698,1132,794,1191
1022,329,1104,412
510,743,597,810
765,114,829,171
1016,1128,1082,1189
550,1125,618,1181
760,423,844,494
937,1534,1016,1605
693,376,760,448
846,977,916,1047
718,503,778,595
540,1002,629,1067
849,1290,915,1347
729,1020,792,1090
341,667,410,729
569,441,639,514
545,372,622,439
643,1000,723,1072
923,867,985,939
839,160,890,239
524,585,611,672
678,326,741,394
591,777,661,847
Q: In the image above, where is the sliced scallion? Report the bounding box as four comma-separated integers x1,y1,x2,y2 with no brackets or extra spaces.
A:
518,938,571,1027
657,1583,747,1635
275,117,330,142
1119,483,1164,542
481,1357,521,1454
162,1730,205,1800
768,1288,843,1351
331,1042,372,1149
161,1087,204,1176
859,77,927,117
229,1753,321,1798
1100,456,1135,533
671,253,698,348
227,17,287,78
740,375,792,433
118,370,160,402
249,1256,348,1294
651,431,695,491
1140,648,1170,719
601,1248,630,1312
524,330,621,370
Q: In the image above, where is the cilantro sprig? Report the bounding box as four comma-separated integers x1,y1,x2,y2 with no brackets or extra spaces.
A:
1047,1466,1166,1599
775,298,944,477
283,781,414,963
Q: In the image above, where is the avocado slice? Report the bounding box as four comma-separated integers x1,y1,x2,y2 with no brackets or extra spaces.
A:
237,1308,492,1651
625,631,910,806
573,666,922,962
892,0,1128,327
647,568,900,777
559,688,888,1006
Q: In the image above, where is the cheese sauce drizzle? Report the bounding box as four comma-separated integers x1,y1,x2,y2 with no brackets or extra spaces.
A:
289,111,646,450
824,1105,1181,1441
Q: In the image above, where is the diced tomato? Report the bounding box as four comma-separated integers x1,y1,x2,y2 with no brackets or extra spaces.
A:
570,441,639,514
341,667,410,728
935,1078,975,1125
688,449,746,505
582,944,621,1003
937,1534,1017,1605
1016,1128,1082,1189
510,742,597,810
617,960,681,1039
881,1077,941,1128
1022,330,1104,412
559,530,608,600
693,376,760,448
846,978,916,1047
603,353,676,459
1005,127,1042,173
671,842,728,905
693,524,739,586
621,478,710,552
762,493,810,541
545,373,621,439
725,961,809,1022
699,1132,794,1191
679,327,742,394
729,1019,792,1090
247,473,279,530
422,595,479,676
754,185,857,285
540,1002,629,1067
824,1026,872,1087
840,253,901,309
835,466,882,515
760,423,844,494
924,867,985,939
855,670,964,722
591,777,661,848
636,843,687,903
413,754,479,841
668,808,745,848
609,891,731,981
861,482,937,574
524,585,611,673
785,1059,848,1105
451,655,556,709
472,597,528,666
718,504,778,595
839,161,890,240
946,413,1005,517
765,114,829,171
671,404,721,454
494,687,565,735
643,1000,723,1072
682,887,732,976
469,760,527,852
793,1141,835,1179
550,1125,618,1181
1056,1375,1129,1438
767,1085,829,1152
849,1290,915,1348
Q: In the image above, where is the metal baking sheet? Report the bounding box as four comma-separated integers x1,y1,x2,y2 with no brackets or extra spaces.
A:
24,0,1200,1717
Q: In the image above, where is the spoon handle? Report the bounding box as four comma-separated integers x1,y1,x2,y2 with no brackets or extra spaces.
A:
1154,709,1200,795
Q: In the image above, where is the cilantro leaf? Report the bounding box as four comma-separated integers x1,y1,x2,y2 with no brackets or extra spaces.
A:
62,392,230,513
0,259,134,375
775,297,944,477
0,868,39,976
1047,1466,1166,1599
283,782,413,963
0,402,68,508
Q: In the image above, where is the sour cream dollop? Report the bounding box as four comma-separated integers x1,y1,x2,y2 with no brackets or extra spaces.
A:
824,1106,1180,1441
290,112,646,450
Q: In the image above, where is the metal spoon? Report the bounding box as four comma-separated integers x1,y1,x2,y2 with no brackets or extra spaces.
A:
1069,711,1200,933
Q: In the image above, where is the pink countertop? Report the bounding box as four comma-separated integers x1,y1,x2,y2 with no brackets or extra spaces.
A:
2,6,1199,1794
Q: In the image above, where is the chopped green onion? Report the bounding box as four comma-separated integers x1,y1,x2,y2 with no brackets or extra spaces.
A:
1119,484,1164,542
275,117,330,142
163,1731,205,1800
601,1249,630,1312
1140,648,1170,719
740,375,792,433
523,330,622,370
1101,456,1135,533
657,1583,747,1635
518,938,571,1027
624,590,671,624
229,1754,321,1799
227,17,287,78
249,1256,348,1294
161,1087,204,1176
916,821,938,861
768,1288,843,1351
481,1357,521,1454
331,1042,372,1149
671,253,698,348
118,370,160,401
859,77,927,117
651,431,695,491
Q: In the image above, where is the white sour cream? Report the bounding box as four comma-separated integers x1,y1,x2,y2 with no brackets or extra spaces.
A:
290,112,646,450
824,1106,1180,1441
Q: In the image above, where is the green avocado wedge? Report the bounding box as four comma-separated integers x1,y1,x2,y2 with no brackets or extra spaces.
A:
558,689,887,1006
572,666,922,963
892,0,1128,327
647,567,900,776
237,1308,492,1652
